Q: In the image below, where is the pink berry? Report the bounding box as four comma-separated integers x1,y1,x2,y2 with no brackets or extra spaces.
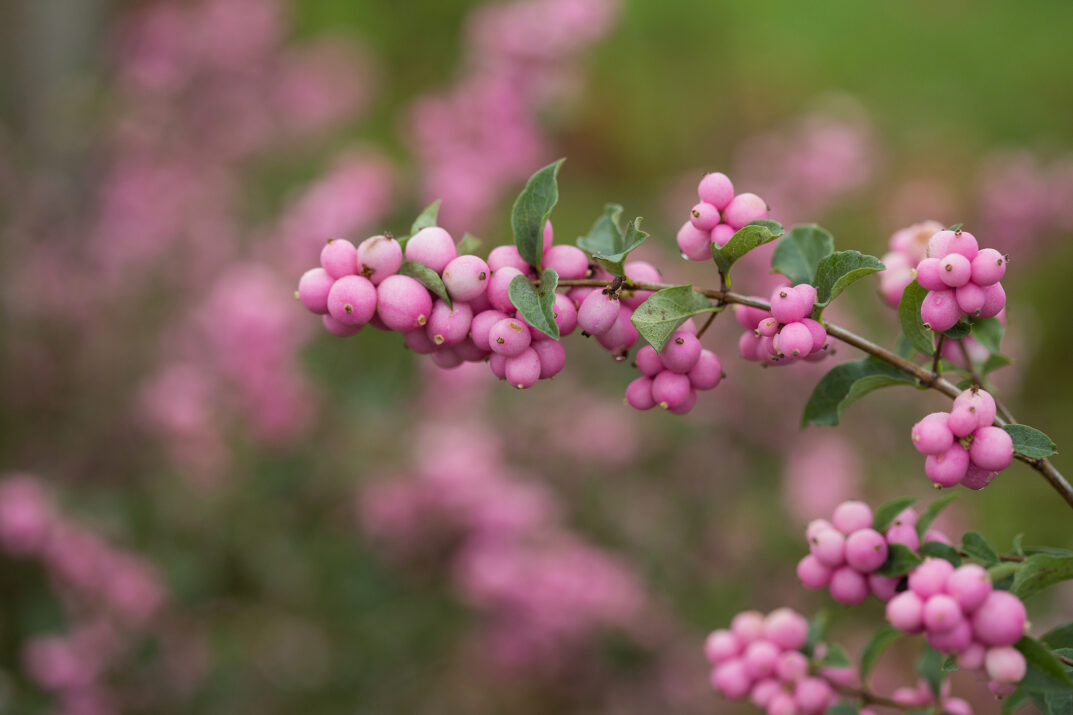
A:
488,318,532,357
806,518,833,541
793,283,818,307
735,305,768,330
711,223,735,247
756,317,779,338
552,293,578,336
688,350,722,390
356,235,403,285
926,443,970,487
776,650,809,682
577,291,621,336
869,573,900,602
690,202,721,231
532,339,566,379
830,566,869,604
677,221,713,262
971,248,1006,286
622,261,660,309
711,659,751,699
442,255,490,302
833,501,873,533
921,289,961,332
739,332,762,361
955,283,987,316
947,405,979,438
698,172,735,209
887,591,925,633
810,528,846,568
915,257,947,291
543,220,553,251
376,275,432,332
404,329,436,354
297,267,334,314
979,282,1006,318
487,245,529,273
989,680,1017,697
470,309,509,351
939,253,972,288
426,299,472,347
750,679,781,708
912,412,955,455
635,345,663,377
969,426,1014,471
927,618,973,653
953,388,997,430
923,594,964,632
731,611,767,644
487,267,524,313
660,330,703,373
764,608,808,650
405,226,457,273
320,238,358,279
946,564,992,613
770,286,811,324
430,346,463,369
321,314,361,337
797,554,833,589
723,192,769,229
505,348,541,389
327,275,377,326
985,646,1026,684
961,464,998,491
886,523,920,551
946,230,980,260
971,591,1026,647
959,642,986,670
909,558,955,599
625,376,657,411
744,640,780,679
819,665,857,688
845,528,888,573
766,692,796,715
774,322,813,358
652,370,692,410
455,338,488,363
801,318,827,353
488,353,507,379
542,245,588,280
596,308,639,352
705,629,741,665
794,677,832,712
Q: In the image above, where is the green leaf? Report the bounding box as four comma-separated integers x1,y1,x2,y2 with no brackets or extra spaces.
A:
1015,636,1073,690
456,232,482,256
920,541,962,566
1014,533,1025,556
801,357,918,427
1003,424,1058,459
508,269,559,340
942,319,972,339
819,643,852,668
511,159,564,268
860,625,903,681
409,199,442,235
898,281,935,356
983,353,1014,375
962,531,1000,566
1011,553,1073,600
1043,623,1073,650
398,260,451,308
874,497,919,532
972,317,1004,354
915,494,958,538
711,220,785,283
575,204,648,276
987,561,1021,584
804,610,829,658
630,286,719,352
770,224,835,285
894,334,915,359
877,543,923,577
941,654,959,672
1002,688,1032,714
917,646,945,696
812,250,885,307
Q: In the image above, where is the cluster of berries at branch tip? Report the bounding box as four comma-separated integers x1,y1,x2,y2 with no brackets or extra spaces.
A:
797,501,950,605
705,608,855,714
735,287,830,366
676,171,771,261
917,227,1007,332
623,320,722,414
912,387,1013,490
886,558,1028,697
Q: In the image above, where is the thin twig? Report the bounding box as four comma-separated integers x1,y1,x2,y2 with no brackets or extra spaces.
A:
958,340,1017,423
932,334,946,378
696,311,718,339
833,685,914,711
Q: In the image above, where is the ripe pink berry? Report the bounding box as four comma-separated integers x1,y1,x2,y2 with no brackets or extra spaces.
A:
456,338,488,363
946,230,980,260
327,275,377,326
552,293,578,336
868,573,900,602
832,501,873,533
989,680,1017,698
404,328,436,353
710,223,735,247
969,426,1014,471
677,221,713,261
971,248,1006,286
925,443,970,487
430,346,463,369
505,347,541,389
927,229,956,258
487,245,529,273
886,523,920,551
660,330,703,373
961,463,998,491
722,192,768,229
405,226,457,273
845,528,888,573
953,388,997,430
797,554,832,589
487,267,524,313
794,677,832,712
622,261,660,309
793,283,818,307
735,305,769,330
921,289,961,332
690,202,721,231
698,172,735,209
596,308,639,352
731,611,767,644
801,318,827,353
985,646,1027,684
711,659,751,699
469,309,510,351
320,238,358,279
978,282,1006,318
441,255,490,302
886,591,925,633
945,564,992,613
939,253,972,288
829,566,869,605
810,528,847,567
426,300,473,347
915,257,947,291
688,350,722,390
774,322,813,358
806,518,833,541
909,558,955,599
923,594,964,632
755,317,779,338
947,405,980,438
770,286,811,324
531,339,566,379
375,275,433,332
297,267,335,314
749,679,781,708
927,618,972,653
764,608,808,650
543,220,553,251
776,650,809,682
542,245,589,280
959,642,986,670
912,412,955,455
972,591,1026,646
704,629,741,665
488,353,507,379
652,370,693,410
356,235,403,285
488,318,532,357
577,291,621,336
322,314,362,337
955,282,987,316
625,376,657,410
744,640,779,679
766,692,796,715
739,332,762,361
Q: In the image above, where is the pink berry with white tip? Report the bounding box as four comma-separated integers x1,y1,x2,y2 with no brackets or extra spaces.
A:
921,289,961,331
985,646,1026,684
940,253,972,288
505,348,541,389
405,226,457,273
652,370,692,410
705,629,741,665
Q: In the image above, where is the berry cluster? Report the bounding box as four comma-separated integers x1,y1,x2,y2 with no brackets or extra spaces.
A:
624,322,722,414
571,260,658,356
735,286,830,366
886,559,1027,696
911,387,1013,489
889,679,972,714
917,228,1007,332
676,172,771,261
705,608,849,714
797,501,949,605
